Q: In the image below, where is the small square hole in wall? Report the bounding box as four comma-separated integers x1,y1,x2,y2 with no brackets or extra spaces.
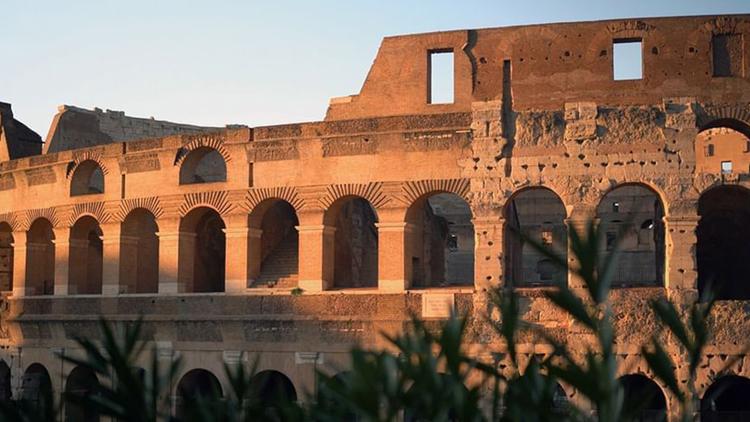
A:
613,39,643,80
428,50,454,104
721,161,733,174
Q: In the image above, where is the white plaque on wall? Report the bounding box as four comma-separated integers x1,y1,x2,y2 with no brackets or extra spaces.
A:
421,293,455,318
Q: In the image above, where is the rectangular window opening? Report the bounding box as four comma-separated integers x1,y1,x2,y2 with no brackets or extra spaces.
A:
721,161,733,174
712,34,743,77
706,144,715,157
613,39,643,81
428,50,454,104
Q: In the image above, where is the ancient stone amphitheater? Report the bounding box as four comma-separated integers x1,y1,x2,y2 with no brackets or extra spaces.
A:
0,13,749,421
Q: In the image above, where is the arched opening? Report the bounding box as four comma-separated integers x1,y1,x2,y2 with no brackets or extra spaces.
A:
26,218,55,295
620,374,667,422
70,160,104,196
179,147,227,185
175,369,222,420
249,370,297,418
504,188,567,287
20,363,53,411
179,207,225,293
701,375,750,422
405,193,474,287
64,366,100,422
695,124,750,175
0,361,10,402
324,196,378,289
120,209,159,293
69,216,103,295
0,223,13,292
596,185,665,287
698,185,750,299
248,199,299,288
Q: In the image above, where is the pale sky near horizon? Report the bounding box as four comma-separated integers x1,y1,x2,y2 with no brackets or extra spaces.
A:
2,1,749,138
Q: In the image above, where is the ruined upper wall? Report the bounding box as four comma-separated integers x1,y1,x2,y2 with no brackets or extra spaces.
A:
44,105,219,153
0,103,43,162
326,15,750,120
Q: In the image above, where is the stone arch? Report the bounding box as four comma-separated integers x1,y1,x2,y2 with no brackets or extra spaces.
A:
619,374,667,421
404,191,474,287
701,375,750,421
697,185,750,299
26,218,55,296
319,183,390,217
0,223,12,292
178,147,227,185
175,368,223,420
248,370,297,417
120,208,159,293
179,207,226,293
114,197,163,223
64,365,100,422
596,183,666,287
248,199,300,288
324,195,379,289
69,216,103,295
70,160,105,196
20,363,52,410
504,187,568,287
245,187,304,216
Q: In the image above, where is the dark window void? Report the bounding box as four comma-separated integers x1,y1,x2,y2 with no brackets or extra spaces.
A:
65,366,101,422
713,33,743,77
70,160,104,196
620,374,667,422
613,39,643,80
701,376,750,422
698,186,750,300
405,193,474,288
428,50,454,104
179,147,227,185
505,188,567,287
596,185,665,287
175,369,222,421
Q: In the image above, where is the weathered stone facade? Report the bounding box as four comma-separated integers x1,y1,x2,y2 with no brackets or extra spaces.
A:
1,14,750,420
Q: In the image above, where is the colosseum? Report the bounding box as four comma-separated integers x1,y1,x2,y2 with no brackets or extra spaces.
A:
0,13,749,421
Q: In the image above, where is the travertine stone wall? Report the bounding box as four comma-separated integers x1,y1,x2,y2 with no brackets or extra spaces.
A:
0,14,748,420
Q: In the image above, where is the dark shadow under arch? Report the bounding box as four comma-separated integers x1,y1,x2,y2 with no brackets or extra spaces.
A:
175,368,223,420
701,375,750,422
65,366,100,422
698,185,750,300
620,374,667,422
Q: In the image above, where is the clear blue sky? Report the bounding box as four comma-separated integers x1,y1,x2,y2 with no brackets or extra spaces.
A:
2,1,748,137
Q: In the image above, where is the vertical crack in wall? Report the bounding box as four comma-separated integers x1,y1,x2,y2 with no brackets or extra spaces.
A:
501,59,516,177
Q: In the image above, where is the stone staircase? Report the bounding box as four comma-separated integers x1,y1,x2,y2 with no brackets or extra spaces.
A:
252,233,299,288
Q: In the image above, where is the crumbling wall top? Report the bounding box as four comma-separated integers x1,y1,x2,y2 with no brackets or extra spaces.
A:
44,105,221,154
